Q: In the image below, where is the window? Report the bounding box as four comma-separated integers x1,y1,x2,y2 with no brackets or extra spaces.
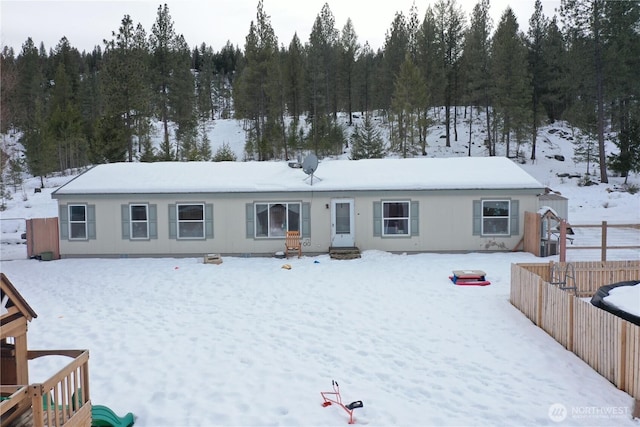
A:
482,200,510,235
130,204,149,239
382,201,410,236
255,202,301,238
69,205,87,240
177,204,205,239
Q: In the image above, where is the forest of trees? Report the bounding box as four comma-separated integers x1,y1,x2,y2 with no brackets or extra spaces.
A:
1,0,639,186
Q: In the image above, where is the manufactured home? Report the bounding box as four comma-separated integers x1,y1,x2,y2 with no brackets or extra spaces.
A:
51,157,546,258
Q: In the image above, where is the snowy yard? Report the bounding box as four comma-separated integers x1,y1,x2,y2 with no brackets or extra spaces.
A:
1,250,638,426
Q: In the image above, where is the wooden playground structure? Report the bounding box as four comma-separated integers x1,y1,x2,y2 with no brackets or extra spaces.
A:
0,273,134,427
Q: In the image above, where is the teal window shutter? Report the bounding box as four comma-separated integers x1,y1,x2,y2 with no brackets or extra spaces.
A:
510,200,519,236
410,201,419,236
87,205,96,240
301,202,310,238
472,200,481,236
205,203,214,239
149,204,158,239
121,204,130,239
168,204,177,239
373,201,382,237
245,203,255,239
246,203,254,238
59,204,69,240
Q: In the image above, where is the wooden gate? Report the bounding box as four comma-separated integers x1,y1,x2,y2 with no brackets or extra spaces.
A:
25,218,60,260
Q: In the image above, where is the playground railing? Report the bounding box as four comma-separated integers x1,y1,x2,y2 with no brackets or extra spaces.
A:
28,349,91,427
0,385,31,426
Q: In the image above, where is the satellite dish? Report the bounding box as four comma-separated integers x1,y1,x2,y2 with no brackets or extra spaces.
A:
302,154,318,175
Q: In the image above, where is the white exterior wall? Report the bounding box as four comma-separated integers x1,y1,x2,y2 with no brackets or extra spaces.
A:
56,188,541,257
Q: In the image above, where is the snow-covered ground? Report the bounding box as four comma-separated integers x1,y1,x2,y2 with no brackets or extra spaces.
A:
1,113,639,426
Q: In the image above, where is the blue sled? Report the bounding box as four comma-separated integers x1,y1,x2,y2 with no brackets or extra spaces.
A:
92,404,135,427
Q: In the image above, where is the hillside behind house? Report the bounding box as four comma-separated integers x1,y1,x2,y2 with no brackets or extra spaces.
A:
0,114,639,426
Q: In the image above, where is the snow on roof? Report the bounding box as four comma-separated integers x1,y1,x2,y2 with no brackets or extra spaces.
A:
52,157,544,195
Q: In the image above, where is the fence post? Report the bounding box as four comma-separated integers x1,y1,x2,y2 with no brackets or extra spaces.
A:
559,220,567,263
567,296,574,352
618,321,627,390
601,221,607,262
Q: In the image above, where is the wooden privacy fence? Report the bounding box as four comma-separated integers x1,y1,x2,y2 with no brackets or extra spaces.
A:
25,217,60,260
510,260,640,401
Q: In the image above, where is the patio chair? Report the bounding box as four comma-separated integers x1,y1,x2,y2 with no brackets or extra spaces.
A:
285,231,302,258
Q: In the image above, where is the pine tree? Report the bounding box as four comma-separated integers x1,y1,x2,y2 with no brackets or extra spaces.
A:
560,0,609,182
150,4,178,160
526,0,549,161
391,55,426,158
541,16,569,123
380,12,408,112
434,0,466,147
491,7,532,158
1,47,18,133
213,142,238,161
170,34,197,160
608,112,640,184
103,15,151,162
461,0,493,155
47,61,88,170
350,115,385,160
602,0,640,178
306,4,340,154
339,18,360,126
283,33,305,123
232,0,279,160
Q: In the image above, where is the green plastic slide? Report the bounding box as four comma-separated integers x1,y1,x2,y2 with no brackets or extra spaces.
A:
91,404,135,427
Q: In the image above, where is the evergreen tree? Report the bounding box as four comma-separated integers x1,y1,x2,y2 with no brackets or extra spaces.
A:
526,0,549,161
416,6,440,149
339,18,360,126
1,47,18,133
560,0,609,182
434,0,466,147
306,4,340,154
22,99,55,187
491,7,532,158
213,142,238,161
350,115,385,160
283,33,305,123
170,34,197,160
15,38,47,133
150,3,179,160
196,43,215,121
541,16,569,122
602,0,640,176
391,55,427,157
102,15,151,162
233,0,279,160
353,42,376,114
461,0,493,155
608,112,640,184
48,61,89,170
380,12,409,112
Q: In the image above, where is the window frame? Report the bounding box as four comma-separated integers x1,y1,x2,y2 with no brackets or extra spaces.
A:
129,204,149,240
254,202,302,238
68,204,88,240
481,199,511,236
381,200,411,237
176,203,206,240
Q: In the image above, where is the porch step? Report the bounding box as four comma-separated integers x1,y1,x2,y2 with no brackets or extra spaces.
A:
329,247,361,260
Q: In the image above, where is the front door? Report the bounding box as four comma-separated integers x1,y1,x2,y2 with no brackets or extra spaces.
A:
331,199,355,247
